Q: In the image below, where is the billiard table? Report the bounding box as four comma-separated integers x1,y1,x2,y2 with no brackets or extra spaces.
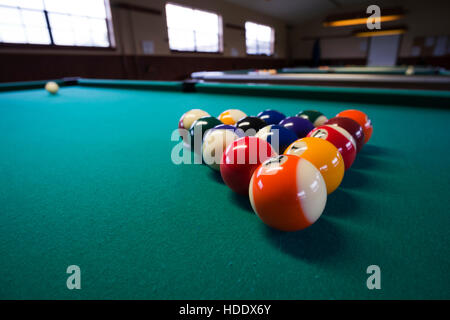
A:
191,66,450,90
0,78,449,300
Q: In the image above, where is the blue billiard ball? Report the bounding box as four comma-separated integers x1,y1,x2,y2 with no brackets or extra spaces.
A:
279,116,315,138
255,124,298,154
213,124,245,137
257,109,286,125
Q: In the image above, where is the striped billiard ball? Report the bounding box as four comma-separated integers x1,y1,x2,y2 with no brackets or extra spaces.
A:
249,155,327,231
202,128,241,170
297,110,328,127
325,116,365,153
307,125,356,170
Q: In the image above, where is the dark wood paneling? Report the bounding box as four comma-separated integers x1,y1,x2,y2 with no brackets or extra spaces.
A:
0,53,288,82
0,54,127,82
1,53,448,83
398,56,450,69
292,58,368,67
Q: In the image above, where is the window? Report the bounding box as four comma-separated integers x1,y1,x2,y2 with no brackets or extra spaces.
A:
245,22,274,55
165,3,222,52
0,0,113,47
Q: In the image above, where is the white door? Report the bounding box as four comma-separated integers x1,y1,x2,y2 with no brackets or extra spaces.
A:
367,35,400,66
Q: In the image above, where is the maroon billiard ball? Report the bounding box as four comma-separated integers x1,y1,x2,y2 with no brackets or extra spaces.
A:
325,116,365,153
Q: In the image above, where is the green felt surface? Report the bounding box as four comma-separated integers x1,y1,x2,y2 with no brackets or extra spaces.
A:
0,81,449,300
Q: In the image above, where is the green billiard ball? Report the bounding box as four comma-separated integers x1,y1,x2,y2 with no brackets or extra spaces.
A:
296,110,328,127
189,116,222,153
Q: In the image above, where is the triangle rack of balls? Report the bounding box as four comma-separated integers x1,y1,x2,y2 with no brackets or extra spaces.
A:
178,108,372,232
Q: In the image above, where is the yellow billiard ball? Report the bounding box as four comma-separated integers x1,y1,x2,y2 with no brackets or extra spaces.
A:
45,81,59,94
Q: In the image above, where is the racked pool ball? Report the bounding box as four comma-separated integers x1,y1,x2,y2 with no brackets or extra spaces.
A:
297,110,328,127
45,81,59,94
307,125,356,170
284,137,344,194
202,128,241,170
255,124,298,154
235,116,267,136
257,109,286,125
218,109,247,125
336,109,372,144
325,116,365,152
249,155,327,231
220,136,276,195
213,124,245,137
179,109,210,143
279,116,314,139
189,116,222,153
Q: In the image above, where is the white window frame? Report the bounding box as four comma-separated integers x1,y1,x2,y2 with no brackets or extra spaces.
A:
245,21,275,56
0,0,115,48
165,2,223,53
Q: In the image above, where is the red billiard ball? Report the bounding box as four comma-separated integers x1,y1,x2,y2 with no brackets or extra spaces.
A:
307,125,356,170
220,136,277,195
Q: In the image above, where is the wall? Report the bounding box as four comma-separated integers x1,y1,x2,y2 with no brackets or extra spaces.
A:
0,0,290,82
112,0,288,58
0,0,288,58
289,0,450,65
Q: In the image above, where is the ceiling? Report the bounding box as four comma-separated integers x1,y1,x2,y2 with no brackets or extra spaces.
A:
223,0,402,25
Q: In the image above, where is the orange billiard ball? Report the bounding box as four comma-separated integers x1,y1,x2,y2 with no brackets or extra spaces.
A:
336,109,372,144
249,155,327,232
284,137,345,194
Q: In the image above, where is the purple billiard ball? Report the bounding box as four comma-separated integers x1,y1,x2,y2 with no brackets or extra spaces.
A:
279,116,315,138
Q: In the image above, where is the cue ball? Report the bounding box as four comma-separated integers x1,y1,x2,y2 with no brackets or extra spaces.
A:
257,109,286,125
255,124,298,154
296,110,328,127
235,116,267,136
178,109,210,143
284,137,345,194
220,136,276,195
45,81,59,94
279,116,314,139
249,154,327,231
218,109,247,125
325,116,365,153
202,128,240,170
307,125,356,170
336,109,373,144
